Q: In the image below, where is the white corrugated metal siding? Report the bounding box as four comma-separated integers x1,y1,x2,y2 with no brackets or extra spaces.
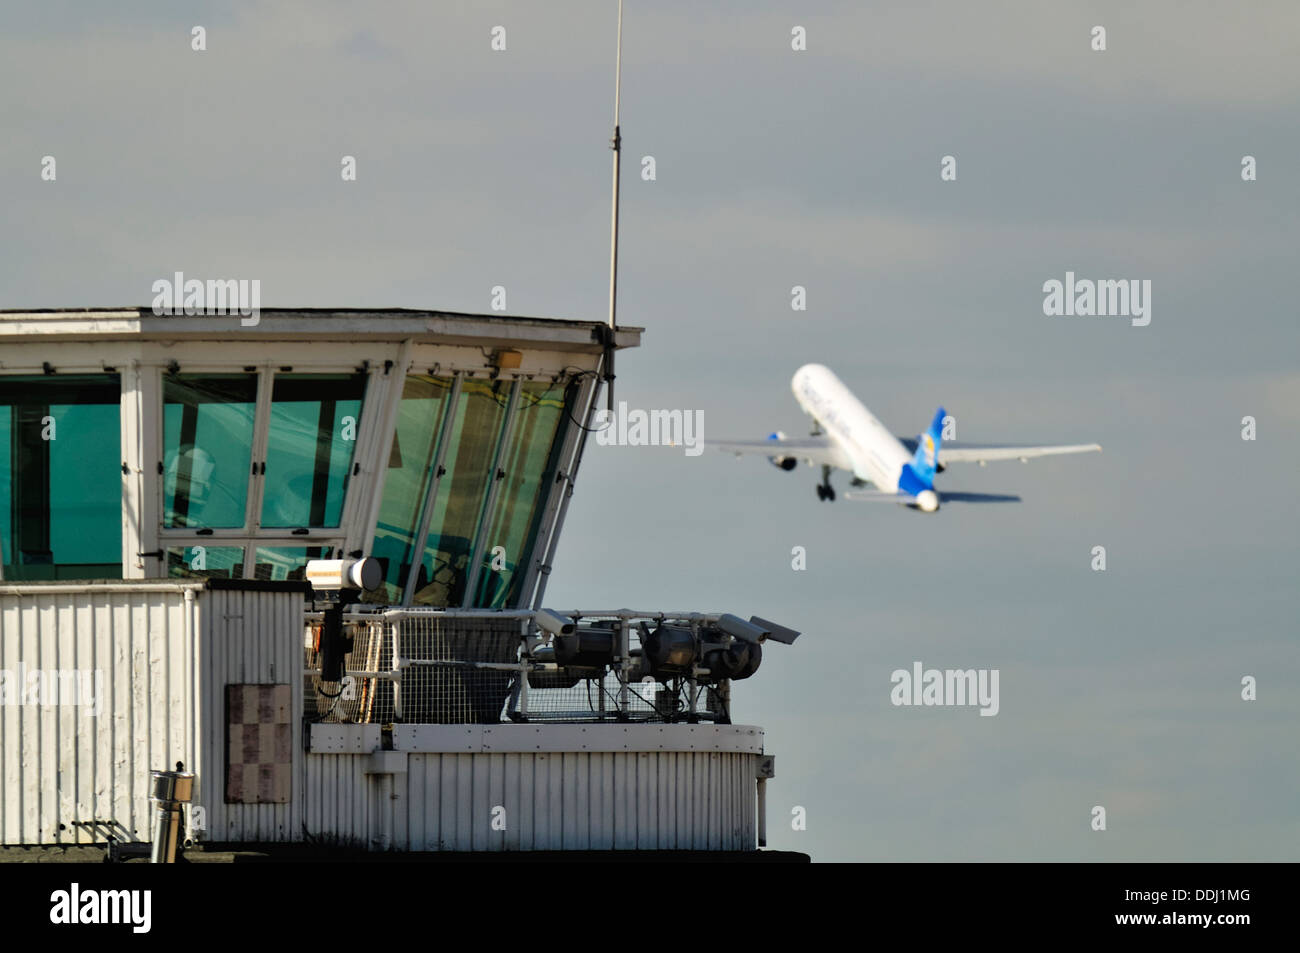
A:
196,586,304,844
3,582,766,852
1,581,306,847
301,753,376,849
302,734,761,852
0,583,201,845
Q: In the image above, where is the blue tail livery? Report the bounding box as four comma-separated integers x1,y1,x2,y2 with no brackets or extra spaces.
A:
909,407,946,483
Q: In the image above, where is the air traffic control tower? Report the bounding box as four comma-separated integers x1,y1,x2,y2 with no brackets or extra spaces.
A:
0,309,790,856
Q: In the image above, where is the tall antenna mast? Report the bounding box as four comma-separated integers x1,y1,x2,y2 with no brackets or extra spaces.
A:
603,0,624,412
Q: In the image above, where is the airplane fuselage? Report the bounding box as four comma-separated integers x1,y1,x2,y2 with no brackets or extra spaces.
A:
791,364,939,510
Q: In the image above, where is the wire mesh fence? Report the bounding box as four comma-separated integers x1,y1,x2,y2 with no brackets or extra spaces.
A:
304,610,730,726
398,615,519,723
304,618,396,724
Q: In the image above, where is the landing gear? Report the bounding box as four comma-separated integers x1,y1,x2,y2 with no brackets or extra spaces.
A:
816,465,835,501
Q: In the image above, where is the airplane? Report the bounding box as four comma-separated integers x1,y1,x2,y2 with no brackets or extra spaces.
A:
712,364,1101,512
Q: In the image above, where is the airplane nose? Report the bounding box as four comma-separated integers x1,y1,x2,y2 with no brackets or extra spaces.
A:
917,490,940,512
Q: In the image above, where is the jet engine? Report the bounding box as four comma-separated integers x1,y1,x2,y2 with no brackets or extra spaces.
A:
765,431,797,470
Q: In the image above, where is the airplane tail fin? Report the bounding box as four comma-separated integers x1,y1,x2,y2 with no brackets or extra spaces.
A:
910,406,945,482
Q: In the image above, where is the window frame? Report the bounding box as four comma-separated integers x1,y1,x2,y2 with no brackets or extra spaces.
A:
458,378,522,607
0,372,125,582
398,372,463,605
152,362,374,580
397,371,520,607
1,347,583,599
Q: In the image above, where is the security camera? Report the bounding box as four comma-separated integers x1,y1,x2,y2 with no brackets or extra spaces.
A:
750,615,800,645
534,608,576,638
305,558,381,593
715,613,771,644
307,558,381,685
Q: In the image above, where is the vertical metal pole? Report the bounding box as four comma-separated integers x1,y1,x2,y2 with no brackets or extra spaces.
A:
531,1,625,606
757,777,767,848
608,0,623,335
687,621,700,717
617,620,630,714
604,0,624,412
120,363,140,577
391,616,403,722
242,363,275,560
517,619,530,717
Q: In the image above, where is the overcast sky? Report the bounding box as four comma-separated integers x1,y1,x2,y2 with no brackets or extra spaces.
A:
2,1,1296,861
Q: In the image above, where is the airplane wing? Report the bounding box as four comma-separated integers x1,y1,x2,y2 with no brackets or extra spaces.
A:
899,438,1101,464
843,489,906,503
845,489,1022,504
711,436,853,470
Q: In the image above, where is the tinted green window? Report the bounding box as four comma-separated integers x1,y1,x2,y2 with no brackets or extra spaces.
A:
261,374,365,529
411,377,510,607
0,415,6,572
366,376,454,604
253,545,332,581
0,375,122,581
471,380,570,608
163,374,257,528
166,545,245,579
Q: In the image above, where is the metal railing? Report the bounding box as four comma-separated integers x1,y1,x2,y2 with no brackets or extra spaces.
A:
304,608,734,726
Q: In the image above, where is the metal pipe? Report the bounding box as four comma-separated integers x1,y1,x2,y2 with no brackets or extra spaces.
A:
149,766,195,863
370,607,727,623
150,803,178,864
391,617,403,721
617,621,630,711
559,609,726,624
517,619,530,717
398,659,527,672
376,607,537,620
608,0,624,332
0,583,206,594
305,668,392,680
607,5,624,334
757,777,767,848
